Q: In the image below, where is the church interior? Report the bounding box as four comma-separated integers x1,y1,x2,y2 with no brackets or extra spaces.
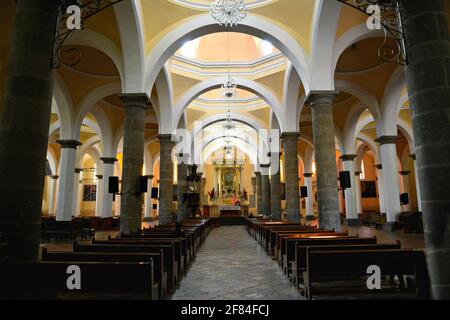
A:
0,0,449,302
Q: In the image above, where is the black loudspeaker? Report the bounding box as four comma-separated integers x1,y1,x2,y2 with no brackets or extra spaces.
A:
280,183,286,200
109,176,119,194
339,171,351,189
152,204,158,210
151,187,159,199
136,176,148,194
173,185,178,201
300,186,308,198
400,193,409,205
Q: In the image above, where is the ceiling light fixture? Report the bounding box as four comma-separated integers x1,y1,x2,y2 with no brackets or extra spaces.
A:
210,0,248,27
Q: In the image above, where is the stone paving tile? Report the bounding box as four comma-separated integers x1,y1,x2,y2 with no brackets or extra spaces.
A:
172,226,303,300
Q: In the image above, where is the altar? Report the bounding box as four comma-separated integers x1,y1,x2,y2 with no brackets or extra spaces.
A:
220,205,242,217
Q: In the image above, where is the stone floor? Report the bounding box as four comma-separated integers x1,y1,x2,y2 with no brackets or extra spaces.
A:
171,226,303,300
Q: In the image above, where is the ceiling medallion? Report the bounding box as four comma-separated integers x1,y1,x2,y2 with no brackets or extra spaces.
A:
210,0,248,27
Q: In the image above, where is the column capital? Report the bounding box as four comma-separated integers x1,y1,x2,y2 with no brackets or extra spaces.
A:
255,171,261,176
409,153,416,160
303,173,313,178
57,139,81,149
119,93,151,110
375,135,398,145
146,175,155,180
158,134,175,143
100,157,118,164
339,154,357,161
281,132,300,141
374,164,383,170
74,168,83,174
399,171,410,176
307,91,339,106
96,175,103,180
355,171,362,176
50,175,59,180
260,164,271,168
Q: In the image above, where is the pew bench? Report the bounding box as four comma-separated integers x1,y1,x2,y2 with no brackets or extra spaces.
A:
302,249,430,300
291,242,402,289
0,260,158,300
73,242,178,295
41,248,166,299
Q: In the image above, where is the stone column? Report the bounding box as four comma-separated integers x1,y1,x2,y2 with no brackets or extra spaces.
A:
100,157,117,218
354,171,363,215
282,133,301,222
144,175,154,219
260,164,271,216
375,136,401,231
95,175,103,217
176,155,188,222
48,175,59,216
56,140,82,221
119,94,150,234
270,154,282,220
340,155,361,226
304,173,315,220
309,93,341,231
0,0,60,262
251,176,257,211
159,134,175,225
399,0,450,298
214,167,219,192
409,154,423,212
239,167,244,194
73,168,82,217
375,164,386,215
399,171,411,212
255,172,262,215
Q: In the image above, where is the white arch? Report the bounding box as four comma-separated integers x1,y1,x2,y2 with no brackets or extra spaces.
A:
357,132,380,163
76,136,101,168
46,149,57,176
53,73,75,139
332,23,385,74
67,29,124,87
282,64,303,132
381,67,406,135
336,79,382,132
144,13,311,95
114,0,146,92
172,77,282,132
310,0,343,91
202,138,258,165
73,82,121,138
154,66,174,134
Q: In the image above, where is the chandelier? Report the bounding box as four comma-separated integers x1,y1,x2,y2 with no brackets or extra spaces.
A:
210,0,248,27
222,75,238,99
223,110,236,130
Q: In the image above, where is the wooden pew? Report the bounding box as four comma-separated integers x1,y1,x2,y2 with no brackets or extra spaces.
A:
41,248,166,299
291,242,402,288
96,237,187,275
73,242,178,294
302,249,430,300
0,260,158,300
279,233,352,268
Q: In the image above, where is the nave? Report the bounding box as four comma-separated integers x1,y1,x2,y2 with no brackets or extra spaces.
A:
172,226,301,300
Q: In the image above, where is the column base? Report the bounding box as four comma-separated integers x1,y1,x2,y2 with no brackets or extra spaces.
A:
344,218,362,226
286,212,301,223
305,215,316,221
382,222,397,232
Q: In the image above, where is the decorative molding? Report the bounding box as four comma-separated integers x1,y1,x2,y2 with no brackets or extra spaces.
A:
375,135,398,145
100,157,118,164
57,139,82,149
339,154,357,161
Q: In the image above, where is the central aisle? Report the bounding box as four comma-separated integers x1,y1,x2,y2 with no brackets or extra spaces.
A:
172,225,302,300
